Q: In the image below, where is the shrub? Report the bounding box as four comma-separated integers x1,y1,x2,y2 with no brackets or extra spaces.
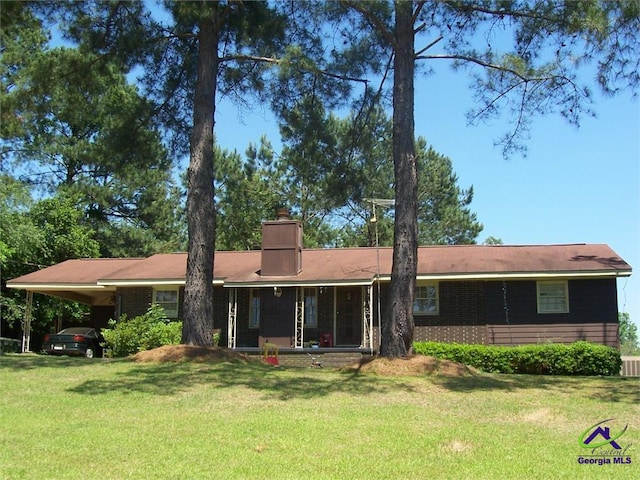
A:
102,304,182,357
413,341,621,376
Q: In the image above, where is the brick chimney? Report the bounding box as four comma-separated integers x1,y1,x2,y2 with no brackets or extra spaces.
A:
261,208,303,276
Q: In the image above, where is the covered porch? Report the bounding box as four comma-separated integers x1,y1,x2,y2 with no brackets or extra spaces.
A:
224,283,379,354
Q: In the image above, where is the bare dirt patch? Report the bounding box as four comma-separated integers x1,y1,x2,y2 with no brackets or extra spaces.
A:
130,345,252,363
440,440,472,454
344,354,474,377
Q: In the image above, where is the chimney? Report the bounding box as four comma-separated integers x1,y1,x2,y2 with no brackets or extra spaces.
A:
261,208,303,276
276,207,291,221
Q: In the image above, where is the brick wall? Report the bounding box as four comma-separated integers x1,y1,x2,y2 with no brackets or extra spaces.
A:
414,281,484,328
118,287,153,319
414,325,487,344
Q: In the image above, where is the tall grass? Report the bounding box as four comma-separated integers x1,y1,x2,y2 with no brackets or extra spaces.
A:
1,354,638,479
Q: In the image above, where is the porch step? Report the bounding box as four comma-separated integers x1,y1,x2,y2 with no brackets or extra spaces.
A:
276,352,365,369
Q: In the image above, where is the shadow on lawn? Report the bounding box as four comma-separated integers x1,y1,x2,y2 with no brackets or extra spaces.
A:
434,373,640,405
65,359,420,401
4,354,637,404
0,352,110,370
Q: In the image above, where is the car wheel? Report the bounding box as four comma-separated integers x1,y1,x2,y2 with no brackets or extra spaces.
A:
85,348,94,359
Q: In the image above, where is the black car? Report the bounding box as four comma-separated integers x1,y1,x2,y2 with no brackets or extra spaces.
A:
42,327,102,358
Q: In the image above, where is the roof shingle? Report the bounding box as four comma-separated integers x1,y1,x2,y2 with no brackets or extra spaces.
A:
7,243,631,289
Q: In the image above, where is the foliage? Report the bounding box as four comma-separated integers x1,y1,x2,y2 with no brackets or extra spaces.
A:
101,305,182,357
619,312,640,355
413,341,622,376
483,236,504,245
28,195,100,262
215,142,283,250
416,138,483,245
1,4,185,258
216,104,483,249
0,181,97,340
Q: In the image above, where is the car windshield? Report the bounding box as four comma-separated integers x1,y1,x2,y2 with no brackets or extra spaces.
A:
58,328,95,336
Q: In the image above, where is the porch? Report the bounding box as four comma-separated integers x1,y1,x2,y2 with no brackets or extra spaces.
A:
225,284,378,352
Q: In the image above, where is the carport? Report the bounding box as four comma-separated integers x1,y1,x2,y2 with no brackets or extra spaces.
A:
6,258,142,351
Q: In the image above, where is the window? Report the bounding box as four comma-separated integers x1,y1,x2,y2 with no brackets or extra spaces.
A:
153,288,179,318
414,283,438,315
249,289,261,328
304,288,318,327
537,281,569,313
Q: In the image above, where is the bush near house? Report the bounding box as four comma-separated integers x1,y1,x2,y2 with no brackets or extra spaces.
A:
413,341,622,376
101,304,182,357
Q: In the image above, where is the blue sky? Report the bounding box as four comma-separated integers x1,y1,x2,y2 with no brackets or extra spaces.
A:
212,62,639,329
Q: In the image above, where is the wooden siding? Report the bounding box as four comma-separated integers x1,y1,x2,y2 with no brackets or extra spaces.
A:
487,322,618,347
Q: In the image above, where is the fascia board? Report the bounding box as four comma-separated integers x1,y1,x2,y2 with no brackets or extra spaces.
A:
6,283,114,291
96,279,226,286
224,279,374,288
416,271,632,281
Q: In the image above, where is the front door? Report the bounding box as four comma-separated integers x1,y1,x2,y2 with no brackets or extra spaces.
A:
335,287,361,346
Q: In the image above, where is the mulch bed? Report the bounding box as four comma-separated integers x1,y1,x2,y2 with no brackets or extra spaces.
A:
130,345,473,377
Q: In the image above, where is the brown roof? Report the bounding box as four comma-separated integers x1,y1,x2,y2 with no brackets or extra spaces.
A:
414,243,632,278
6,258,144,306
7,258,144,286
7,243,631,291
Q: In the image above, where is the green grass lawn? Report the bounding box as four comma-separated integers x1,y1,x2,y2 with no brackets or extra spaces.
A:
1,353,638,479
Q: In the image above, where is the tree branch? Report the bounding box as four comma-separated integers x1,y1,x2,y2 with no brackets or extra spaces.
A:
415,35,443,57
451,3,559,23
219,54,280,64
416,53,532,81
219,53,370,86
340,0,396,50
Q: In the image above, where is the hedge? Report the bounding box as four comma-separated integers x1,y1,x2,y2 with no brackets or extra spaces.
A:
413,341,621,376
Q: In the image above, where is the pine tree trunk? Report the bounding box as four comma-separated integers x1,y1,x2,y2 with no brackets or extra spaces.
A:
183,10,218,346
380,1,417,357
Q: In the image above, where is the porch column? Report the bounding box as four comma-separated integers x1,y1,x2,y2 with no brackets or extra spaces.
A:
227,288,237,348
295,287,304,348
362,285,374,351
21,291,33,353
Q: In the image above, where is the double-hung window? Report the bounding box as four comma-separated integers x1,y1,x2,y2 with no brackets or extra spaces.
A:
537,281,569,313
414,282,438,315
249,289,261,328
153,288,179,318
304,288,318,327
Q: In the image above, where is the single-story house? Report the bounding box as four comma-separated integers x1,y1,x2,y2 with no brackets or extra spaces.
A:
7,216,632,352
